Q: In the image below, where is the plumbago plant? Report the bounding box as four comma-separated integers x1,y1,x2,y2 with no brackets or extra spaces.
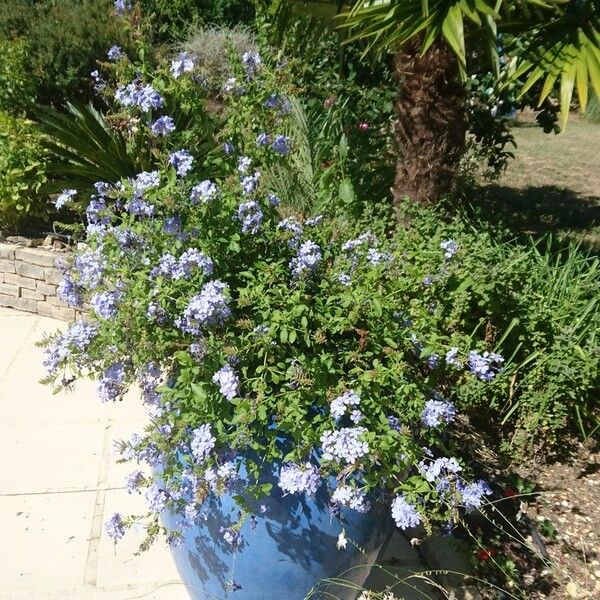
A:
41,51,497,553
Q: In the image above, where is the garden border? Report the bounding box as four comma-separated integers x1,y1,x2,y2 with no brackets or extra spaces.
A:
0,242,74,321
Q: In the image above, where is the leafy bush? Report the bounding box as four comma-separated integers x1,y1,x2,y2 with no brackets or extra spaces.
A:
141,0,256,44
42,52,494,552
391,202,600,455
0,38,37,114
0,112,50,233
37,38,222,210
0,0,129,106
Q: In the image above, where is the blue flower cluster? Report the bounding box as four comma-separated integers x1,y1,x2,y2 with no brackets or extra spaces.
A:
179,281,231,334
321,427,369,464
422,398,457,428
91,289,122,320
169,150,194,177
96,362,127,403
468,351,504,381
278,462,321,496
170,52,195,78
151,116,175,136
190,424,216,463
237,200,263,234
115,82,164,112
150,250,213,280
54,189,77,209
212,364,239,400
391,495,422,529
190,180,219,204
330,390,361,420
331,485,370,513
43,320,98,374
290,240,321,277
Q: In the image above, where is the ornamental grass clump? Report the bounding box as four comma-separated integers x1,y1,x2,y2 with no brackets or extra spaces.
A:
41,50,494,550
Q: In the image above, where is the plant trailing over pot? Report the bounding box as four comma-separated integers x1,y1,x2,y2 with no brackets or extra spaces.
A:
41,24,498,600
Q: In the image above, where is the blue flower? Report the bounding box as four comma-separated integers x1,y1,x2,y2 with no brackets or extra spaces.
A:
57,275,83,307
321,427,369,464
332,485,370,513
278,463,321,496
445,347,461,368
96,362,127,403
212,364,239,400
290,240,321,277
330,390,360,420
54,189,77,209
242,51,262,77
133,171,160,191
240,172,260,195
107,45,125,61
270,134,291,156
458,480,492,511
91,289,122,319
419,457,462,482
105,513,125,541
422,399,457,428
190,424,216,463
440,239,458,259
237,200,263,234
391,495,421,529
169,150,194,177
468,351,504,381
256,132,270,146
150,116,175,136
190,180,218,204
125,194,155,217
170,52,194,78
179,280,231,333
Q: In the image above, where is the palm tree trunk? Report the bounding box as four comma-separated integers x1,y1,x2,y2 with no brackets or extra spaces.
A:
392,38,467,205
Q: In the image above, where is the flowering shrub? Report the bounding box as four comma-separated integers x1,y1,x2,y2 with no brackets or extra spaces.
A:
42,50,497,551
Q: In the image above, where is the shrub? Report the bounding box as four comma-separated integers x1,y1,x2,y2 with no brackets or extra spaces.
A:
0,0,129,106
42,52,493,553
0,112,50,233
0,38,37,114
140,0,256,44
391,202,600,455
180,25,258,91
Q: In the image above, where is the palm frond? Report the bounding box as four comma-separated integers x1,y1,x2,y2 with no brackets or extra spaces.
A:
499,0,600,128
36,102,148,196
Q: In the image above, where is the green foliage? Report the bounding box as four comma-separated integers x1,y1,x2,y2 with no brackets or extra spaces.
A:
37,43,222,207
0,0,129,106
0,112,50,233
342,0,600,129
0,38,37,114
392,202,600,456
261,7,396,206
140,0,256,44
37,103,145,201
43,54,493,546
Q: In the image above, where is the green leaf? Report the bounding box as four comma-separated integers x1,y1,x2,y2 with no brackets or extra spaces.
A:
339,178,355,205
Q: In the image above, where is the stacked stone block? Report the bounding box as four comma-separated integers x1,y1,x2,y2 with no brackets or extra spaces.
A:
0,243,74,321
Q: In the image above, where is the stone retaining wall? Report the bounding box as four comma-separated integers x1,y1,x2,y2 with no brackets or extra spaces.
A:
0,243,74,321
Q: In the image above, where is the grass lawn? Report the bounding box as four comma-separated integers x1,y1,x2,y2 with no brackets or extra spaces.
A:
477,112,600,250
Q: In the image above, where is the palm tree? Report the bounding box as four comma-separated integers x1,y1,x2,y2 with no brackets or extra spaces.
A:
340,0,600,204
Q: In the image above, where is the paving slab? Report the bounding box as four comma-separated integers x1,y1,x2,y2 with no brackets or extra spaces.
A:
0,308,181,599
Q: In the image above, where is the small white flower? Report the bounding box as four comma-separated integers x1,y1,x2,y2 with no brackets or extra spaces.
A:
337,530,347,550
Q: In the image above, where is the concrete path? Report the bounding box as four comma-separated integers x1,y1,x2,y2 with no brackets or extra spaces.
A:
0,308,187,600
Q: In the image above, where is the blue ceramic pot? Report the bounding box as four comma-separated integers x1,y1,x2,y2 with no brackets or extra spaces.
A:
164,462,393,600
